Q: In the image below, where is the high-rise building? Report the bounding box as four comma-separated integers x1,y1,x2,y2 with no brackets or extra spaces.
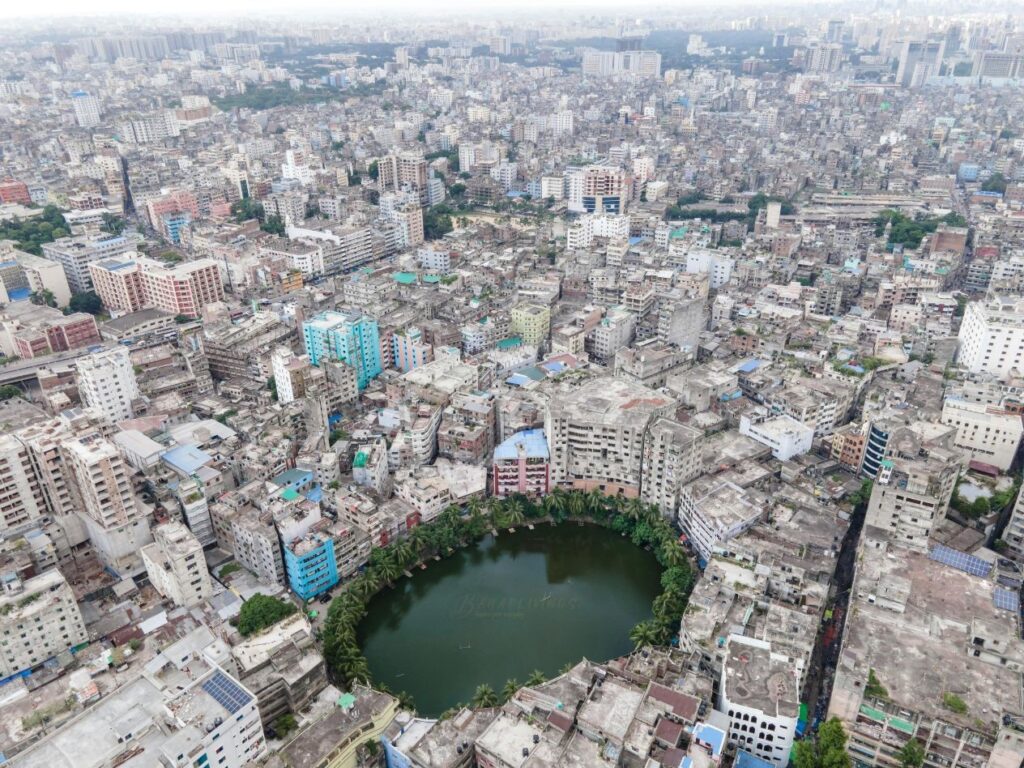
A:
76,346,140,424
545,377,675,497
957,296,1024,379
302,310,383,390
0,434,47,536
89,256,224,318
896,40,945,87
63,432,152,576
141,521,213,608
0,569,88,679
70,90,101,128
565,165,632,214
41,234,136,294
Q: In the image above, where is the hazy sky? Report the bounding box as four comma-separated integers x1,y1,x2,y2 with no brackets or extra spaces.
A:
0,0,748,21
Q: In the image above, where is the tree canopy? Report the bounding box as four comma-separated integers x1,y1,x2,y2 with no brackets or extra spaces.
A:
0,205,69,255
793,718,852,768
237,593,297,637
68,291,103,315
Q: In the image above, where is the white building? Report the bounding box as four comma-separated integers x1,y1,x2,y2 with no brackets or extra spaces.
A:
717,635,800,768
76,346,140,424
142,521,213,608
678,478,767,562
0,569,87,679
940,397,1024,471
416,245,451,274
738,407,814,461
957,296,1024,379
680,248,735,289
13,634,267,768
71,91,101,128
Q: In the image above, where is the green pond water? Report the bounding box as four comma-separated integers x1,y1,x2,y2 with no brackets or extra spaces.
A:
358,523,662,715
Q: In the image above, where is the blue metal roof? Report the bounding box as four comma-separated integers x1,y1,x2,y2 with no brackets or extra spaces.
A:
493,428,549,461
161,444,212,475
693,722,726,757
736,750,775,768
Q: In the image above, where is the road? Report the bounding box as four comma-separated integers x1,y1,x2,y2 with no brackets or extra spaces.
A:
800,493,867,734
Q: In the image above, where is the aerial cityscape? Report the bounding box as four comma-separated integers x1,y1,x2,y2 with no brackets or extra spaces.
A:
0,3,1022,767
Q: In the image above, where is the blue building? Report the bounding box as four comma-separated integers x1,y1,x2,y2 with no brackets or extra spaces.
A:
303,310,383,390
283,530,338,600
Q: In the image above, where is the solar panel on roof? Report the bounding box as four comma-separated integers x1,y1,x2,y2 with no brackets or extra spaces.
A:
994,587,1020,613
929,544,992,578
201,671,252,715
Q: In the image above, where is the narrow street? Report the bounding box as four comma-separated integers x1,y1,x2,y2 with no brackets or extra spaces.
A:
800,493,867,733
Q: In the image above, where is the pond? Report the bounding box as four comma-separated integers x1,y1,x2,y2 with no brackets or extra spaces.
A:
358,522,662,715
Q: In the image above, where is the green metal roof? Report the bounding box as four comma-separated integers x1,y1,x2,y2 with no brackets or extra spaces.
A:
353,451,368,468
281,488,300,501
392,271,417,285
497,336,523,350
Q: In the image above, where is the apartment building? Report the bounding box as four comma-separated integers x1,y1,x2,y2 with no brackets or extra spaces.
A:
864,453,959,552
76,346,140,424
545,377,675,497
141,521,213,608
89,256,224,318
957,296,1024,380
510,303,551,348
63,432,152,576
940,397,1024,471
678,477,768,563
303,310,382,390
41,233,135,294
492,428,550,497
0,434,47,536
0,569,87,679
640,417,703,518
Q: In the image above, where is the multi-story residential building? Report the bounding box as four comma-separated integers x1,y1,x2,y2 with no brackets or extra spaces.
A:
14,639,267,768
41,233,135,294
141,521,213,608
0,569,87,679
392,327,433,372
4,306,100,359
566,165,632,214
63,432,151,576
829,531,1024,768
75,346,140,424
545,377,674,497
0,433,47,536
510,303,551,348
640,417,703,518
271,346,309,404
71,90,101,128
0,243,72,307
940,397,1024,471
89,256,224,318
211,502,285,585
203,312,293,383
864,453,959,551
177,477,215,547
283,521,338,601
587,305,636,362
957,296,1024,380
492,428,550,497
678,477,768,563
738,407,814,461
718,635,800,768
303,310,382,390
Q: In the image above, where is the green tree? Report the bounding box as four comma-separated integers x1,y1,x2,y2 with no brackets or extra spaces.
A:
794,718,852,768
471,683,498,708
231,197,264,223
100,212,126,235
896,739,925,768
368,160,379,180
261,214,285,235
30,289,57,307
982,173,1007,194
629,620,661,649
273,713,298,738
68,291,103,315
501,678,520,701
237,593,297,637
525,669,547,686
0,385,24,401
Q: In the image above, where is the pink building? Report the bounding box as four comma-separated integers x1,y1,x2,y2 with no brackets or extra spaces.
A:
492,429,550,497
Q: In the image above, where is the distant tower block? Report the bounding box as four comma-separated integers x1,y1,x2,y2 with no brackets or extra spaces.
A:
766,201,782,229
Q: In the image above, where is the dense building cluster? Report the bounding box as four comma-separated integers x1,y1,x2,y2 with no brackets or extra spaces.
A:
0,5,1023,768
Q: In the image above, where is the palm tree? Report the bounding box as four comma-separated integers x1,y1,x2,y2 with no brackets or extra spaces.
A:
395,690,417,711
471,683,499,708
392,540,415,569
567,490,585,518
585,487,606,517
659,541,688,569
378,558,402,585
504,498,525,527
501,678,520,702
629,620,661,649
525,669,547,686
351,576,378,600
